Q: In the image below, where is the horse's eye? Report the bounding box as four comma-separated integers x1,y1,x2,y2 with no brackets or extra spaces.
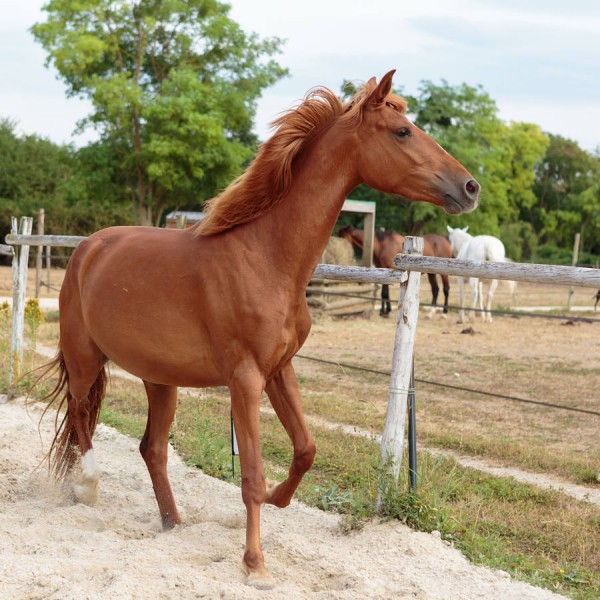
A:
395,127,411,139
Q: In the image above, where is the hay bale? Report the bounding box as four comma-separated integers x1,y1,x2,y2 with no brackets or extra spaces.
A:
309,237,376,318
322,237,356,266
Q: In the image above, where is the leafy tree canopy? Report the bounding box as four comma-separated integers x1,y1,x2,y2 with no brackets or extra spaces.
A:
32,0,288,224
532,134,600,256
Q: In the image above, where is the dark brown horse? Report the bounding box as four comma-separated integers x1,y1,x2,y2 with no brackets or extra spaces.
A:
338,226,453,316
40,71,478,588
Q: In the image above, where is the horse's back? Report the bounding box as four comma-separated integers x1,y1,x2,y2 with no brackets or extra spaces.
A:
423,233,452,258
458,235,505,262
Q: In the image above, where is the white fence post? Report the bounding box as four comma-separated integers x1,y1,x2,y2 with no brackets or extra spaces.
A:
10,216,34,383
377,236,423,506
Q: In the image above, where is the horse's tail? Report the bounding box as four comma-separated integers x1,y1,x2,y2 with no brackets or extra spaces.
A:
39,346,108,481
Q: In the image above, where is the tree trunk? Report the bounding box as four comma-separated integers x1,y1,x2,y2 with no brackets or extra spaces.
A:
136,204,153,226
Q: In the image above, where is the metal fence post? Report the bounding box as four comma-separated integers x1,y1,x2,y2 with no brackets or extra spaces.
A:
408,359,417,491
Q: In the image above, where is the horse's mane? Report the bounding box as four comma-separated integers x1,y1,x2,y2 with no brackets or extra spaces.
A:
194,79,407,236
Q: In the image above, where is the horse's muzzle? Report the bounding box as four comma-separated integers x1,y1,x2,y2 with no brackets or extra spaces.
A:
442,178,480,215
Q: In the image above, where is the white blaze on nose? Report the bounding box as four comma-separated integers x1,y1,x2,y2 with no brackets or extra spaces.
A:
73,449,100,505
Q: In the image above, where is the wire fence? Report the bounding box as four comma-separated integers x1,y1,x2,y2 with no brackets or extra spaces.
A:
295,353,600,418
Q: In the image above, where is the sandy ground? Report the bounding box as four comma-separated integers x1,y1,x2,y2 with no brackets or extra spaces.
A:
0,397,566,600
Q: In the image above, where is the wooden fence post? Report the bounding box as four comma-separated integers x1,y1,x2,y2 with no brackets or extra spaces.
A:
567,232,580,310
35,208,45,298
10,216,34,383
377,236,423,507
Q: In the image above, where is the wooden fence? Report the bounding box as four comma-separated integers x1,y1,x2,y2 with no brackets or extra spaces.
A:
4,219,600,498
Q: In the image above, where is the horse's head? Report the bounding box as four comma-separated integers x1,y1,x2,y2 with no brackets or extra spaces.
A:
446,225,471,257
344,71,479,215
337,225,363,248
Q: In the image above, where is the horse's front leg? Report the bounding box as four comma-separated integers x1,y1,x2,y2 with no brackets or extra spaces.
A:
456,276,466,323
229,367,274,589
264,361,316,508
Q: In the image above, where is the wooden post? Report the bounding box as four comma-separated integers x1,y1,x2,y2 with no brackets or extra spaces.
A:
362,210,376,267
35,208,45,298
176,213,187,230
567,233,580,310
377,236,423,507
10,216,34,383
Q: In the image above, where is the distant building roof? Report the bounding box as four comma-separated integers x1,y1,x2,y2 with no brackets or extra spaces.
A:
165,211,205,222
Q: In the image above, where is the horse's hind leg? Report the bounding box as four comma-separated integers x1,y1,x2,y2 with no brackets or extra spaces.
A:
380,284,391,316
60,339,107,505
140,381,181,529
442,275,450,314
485,279,499,322
264,361,315,509
470,277,481,321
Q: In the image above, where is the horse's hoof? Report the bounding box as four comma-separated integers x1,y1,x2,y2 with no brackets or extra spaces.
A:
247,572,276,590
72,476,99,506
265,479,291,508
243,564,276,590
161,512,182,530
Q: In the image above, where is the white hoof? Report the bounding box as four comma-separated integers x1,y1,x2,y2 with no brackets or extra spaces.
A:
73,449,100,505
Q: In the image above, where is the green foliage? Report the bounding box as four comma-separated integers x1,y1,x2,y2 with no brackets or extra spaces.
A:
32,0,288,225
24,298,45,354
532,135,600,256
499,221,538,262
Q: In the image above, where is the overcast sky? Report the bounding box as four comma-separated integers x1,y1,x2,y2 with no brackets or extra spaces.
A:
1,0,599,151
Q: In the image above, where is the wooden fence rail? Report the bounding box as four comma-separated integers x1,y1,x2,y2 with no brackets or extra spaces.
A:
394,254,600,288
5,234,87,248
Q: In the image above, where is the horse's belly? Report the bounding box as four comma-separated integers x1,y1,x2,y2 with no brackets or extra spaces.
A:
82,295,225,387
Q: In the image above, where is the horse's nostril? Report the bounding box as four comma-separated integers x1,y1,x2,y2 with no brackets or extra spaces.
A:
466,179,480,197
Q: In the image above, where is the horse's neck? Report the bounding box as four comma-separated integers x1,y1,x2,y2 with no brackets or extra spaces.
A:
351,232,365,250
454,232,473,255
243,132,357,287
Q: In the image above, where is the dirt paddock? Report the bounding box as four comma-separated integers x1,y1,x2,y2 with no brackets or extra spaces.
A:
0,398,564,600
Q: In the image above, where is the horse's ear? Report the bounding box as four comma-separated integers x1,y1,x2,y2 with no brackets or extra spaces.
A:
366,70,396,107
463,226,469,233
446,225,452,234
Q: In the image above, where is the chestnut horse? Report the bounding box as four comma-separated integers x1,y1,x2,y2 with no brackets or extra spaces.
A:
338,226,453,316
40,71,479,589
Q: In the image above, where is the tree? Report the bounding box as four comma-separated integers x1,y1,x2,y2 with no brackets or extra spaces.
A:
32,0,288,225
0,118,73,238
533,135,600,259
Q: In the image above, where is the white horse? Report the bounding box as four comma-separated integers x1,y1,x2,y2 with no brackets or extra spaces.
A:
446,225,508,323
